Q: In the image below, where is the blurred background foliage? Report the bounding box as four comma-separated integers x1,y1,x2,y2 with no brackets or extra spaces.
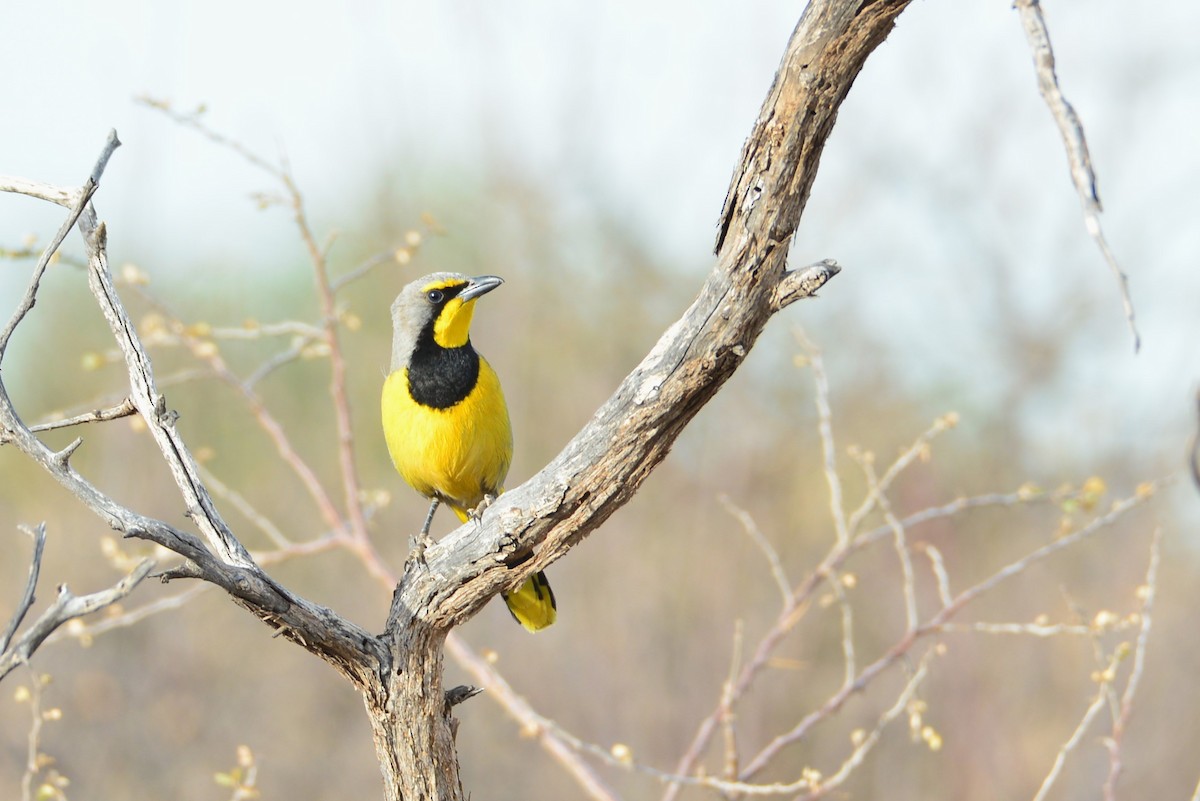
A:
2,1,1199,800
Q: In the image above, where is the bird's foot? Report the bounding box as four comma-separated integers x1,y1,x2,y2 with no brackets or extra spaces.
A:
407,533,436,566
468,493,498,528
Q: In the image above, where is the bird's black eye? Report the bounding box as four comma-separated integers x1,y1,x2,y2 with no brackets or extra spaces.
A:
426,289,444,304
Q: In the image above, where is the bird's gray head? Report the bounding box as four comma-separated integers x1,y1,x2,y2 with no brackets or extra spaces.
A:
389,272,504,372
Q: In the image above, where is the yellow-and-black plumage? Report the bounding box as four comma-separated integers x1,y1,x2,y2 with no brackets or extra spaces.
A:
382,272,556,632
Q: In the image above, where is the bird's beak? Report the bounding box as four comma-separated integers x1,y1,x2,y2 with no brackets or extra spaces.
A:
459,275,504,302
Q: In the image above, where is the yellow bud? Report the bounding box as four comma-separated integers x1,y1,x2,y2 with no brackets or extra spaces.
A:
850,728,866,746
81,352,104,371
1016,482,1042,501
1080,476,1106,510
140,313,167,336
43,707,63,721
840,573,857,589
941,411,960,428
342,312,362,332
404,230,423,247
610,743,633,765
1135,482,1155,499
191,340,218,359
14,685,30,702
394,248,412,265
120,263,150,285
922,726,943,751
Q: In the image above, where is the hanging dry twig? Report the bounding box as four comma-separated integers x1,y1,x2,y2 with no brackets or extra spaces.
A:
1014,0,1140,351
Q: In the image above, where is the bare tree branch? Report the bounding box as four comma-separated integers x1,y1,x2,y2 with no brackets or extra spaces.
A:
0,138,387,688
0,130,118,361
0,524,156,682
0,525,47,654
1015,0,1139,351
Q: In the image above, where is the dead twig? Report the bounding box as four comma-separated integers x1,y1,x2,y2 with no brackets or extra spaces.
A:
1015,0,1139,351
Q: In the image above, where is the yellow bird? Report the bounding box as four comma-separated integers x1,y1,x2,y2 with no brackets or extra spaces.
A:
382,272,556,632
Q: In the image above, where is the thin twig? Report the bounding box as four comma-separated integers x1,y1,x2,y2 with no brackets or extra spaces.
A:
20,667,46,801
1103,526,1162,801
920,543,953,609
1031,689,1108,801
0,131,118,361
861,456,919,633
1,560,156,681
1,524,47,653
140,101,371,546
846,412,958,537
445,633,622,801
827,566,857,691
197,463,293,549
719,495,792,608
796,649,936,801
4,399,138,445
1014,0,1139,351
796,330,850,548
666,486,1049,799
719,620,744,784
738,483,1157,780
940,621,1093,637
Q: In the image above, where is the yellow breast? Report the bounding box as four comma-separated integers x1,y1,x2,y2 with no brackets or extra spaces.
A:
381,356,512,519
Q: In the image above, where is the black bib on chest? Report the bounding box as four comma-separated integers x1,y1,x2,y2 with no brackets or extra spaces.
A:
407,333,480,410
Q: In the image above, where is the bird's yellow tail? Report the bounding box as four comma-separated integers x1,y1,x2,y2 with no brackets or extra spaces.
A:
503,571,556,632
447,501,557,631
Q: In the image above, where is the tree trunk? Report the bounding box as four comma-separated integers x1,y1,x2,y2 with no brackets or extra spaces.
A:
366,622,463,801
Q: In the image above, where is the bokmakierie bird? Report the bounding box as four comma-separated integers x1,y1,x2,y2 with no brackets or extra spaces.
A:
381,272,556,632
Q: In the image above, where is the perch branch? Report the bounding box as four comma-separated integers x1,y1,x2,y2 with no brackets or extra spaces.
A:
390,0,910,637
